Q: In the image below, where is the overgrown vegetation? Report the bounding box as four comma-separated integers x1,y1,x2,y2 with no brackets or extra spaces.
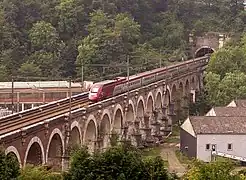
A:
18,166,62,180
0,149,20,180
3,146,246,179
0,0,244,81
183,159,244,180
204,34,246,106
64,145,175,180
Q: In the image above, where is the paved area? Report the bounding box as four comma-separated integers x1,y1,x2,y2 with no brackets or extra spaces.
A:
160,145,186,177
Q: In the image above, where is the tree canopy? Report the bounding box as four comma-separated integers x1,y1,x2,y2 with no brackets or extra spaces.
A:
204,33,246,106
64,145,175,180
0,149,20,180
0,0,244,80
183,159,242,180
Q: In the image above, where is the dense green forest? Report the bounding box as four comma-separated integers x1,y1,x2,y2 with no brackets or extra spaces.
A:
0,0,245,81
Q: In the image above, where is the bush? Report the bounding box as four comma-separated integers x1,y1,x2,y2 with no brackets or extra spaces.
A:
18,165,62,180
0,149,20,180
65,144,171,180
183,159,241,180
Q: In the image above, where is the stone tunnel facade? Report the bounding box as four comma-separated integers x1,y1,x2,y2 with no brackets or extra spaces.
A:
2,71,202,170
189,32,230,57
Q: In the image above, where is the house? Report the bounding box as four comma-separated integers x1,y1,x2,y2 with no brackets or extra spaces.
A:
227,99,246,107
206,107,246,117
180,116,246,162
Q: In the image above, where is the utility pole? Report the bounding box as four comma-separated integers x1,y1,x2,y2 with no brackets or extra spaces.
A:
69,78,72,120
11,76,14,114
81,59,84,88
127,55,130,98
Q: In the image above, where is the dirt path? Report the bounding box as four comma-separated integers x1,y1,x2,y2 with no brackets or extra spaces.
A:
160,146,186,177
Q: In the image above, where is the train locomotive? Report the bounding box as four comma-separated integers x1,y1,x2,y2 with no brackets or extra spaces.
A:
88,56,209,102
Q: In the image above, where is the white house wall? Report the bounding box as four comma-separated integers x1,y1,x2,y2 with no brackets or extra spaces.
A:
197,134,246,162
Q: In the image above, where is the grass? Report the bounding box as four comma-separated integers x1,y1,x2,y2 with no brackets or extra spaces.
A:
142,147,162,157
165,124,180,143
141,147,169,167
215,156,241,167
165,136,180,143
175,150,193,166
171,125,180,136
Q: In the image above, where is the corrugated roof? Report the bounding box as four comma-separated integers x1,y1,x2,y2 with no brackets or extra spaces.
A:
0,81,82,89
189,116,246,134
213,107,246,116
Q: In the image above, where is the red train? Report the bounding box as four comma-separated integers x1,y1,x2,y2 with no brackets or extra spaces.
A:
88,56,209,102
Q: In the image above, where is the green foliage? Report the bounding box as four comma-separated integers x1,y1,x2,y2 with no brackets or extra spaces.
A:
18,165,62,180
29,21,62,52
0,149,20,180
65,145,170,180
109,130,120,147
55,0,87,40
0,0,243,80
205,71,246,106
183,159,241,180
205,33,246,106
208,47,246,78
19,62,42,77
76,10,142,80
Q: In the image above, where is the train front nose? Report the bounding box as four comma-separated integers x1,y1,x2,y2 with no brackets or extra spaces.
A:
89,93,98,101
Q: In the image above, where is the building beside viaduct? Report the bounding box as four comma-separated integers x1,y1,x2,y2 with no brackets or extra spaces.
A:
0,57,209,171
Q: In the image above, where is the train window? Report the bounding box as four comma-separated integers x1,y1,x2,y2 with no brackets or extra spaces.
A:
91,87,99,93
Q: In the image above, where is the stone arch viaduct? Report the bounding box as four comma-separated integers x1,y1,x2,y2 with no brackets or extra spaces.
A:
1,56,209,170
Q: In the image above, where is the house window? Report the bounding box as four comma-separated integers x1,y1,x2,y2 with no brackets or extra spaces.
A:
205,144,210,150
228,143,233,151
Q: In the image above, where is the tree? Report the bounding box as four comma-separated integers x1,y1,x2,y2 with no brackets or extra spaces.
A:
204,72,221,106
205,71,246,106
55,0,87,41
208,46,246,78
28,21,65,77
19,62,42,77
148,12,186,50
183,159,241,180
0,0,244,81
29,21,63,52
205,33,246,106
0,149,20,180
18,165,62,180
0,65,9,81
76,10,141,80
27,51,60,77
65,145,170,180
189,90,211,116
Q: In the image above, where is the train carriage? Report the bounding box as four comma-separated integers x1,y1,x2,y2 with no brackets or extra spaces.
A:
88,56,209,102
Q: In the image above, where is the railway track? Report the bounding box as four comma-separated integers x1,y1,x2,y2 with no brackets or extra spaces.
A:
0,93,91,136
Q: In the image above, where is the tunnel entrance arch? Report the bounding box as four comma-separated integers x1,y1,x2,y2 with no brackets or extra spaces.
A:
195,46,214,58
